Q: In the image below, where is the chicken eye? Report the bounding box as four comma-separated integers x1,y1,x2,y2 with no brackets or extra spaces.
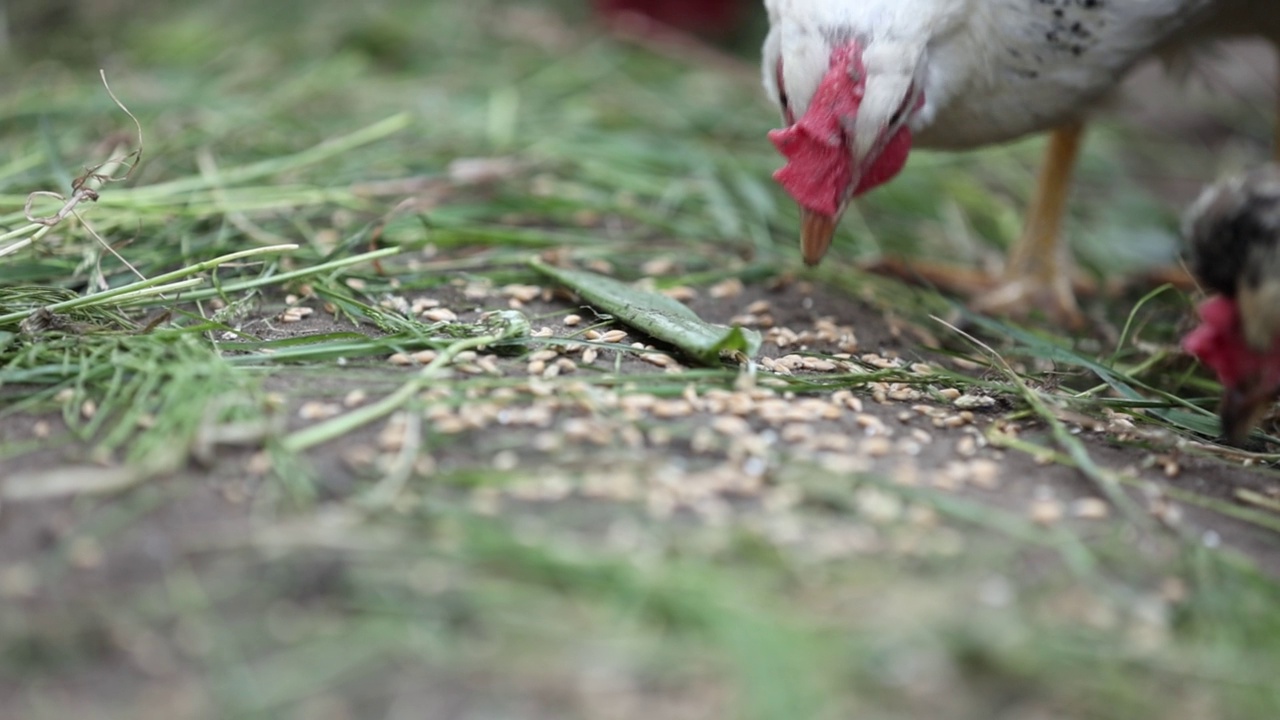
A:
889,104,908,128
775,60,795,124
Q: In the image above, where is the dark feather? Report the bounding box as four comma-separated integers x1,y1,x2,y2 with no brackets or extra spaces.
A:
1184,163,1280,299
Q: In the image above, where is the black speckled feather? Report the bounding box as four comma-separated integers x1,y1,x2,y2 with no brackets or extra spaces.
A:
1184,163,1280,299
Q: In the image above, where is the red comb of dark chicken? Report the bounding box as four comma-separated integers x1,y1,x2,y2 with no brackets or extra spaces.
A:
593,0,744,36
1182,163,1280,445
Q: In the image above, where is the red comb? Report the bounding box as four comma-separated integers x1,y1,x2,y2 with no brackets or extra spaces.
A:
769,44,866,216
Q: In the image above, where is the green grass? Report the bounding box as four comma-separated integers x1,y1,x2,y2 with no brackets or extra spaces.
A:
3,1,1280,719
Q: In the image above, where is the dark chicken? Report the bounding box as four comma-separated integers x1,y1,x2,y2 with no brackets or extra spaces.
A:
1182,164,1280,445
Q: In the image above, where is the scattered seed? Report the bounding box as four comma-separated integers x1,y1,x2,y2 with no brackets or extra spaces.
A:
863,436,893,457
585,259,614,275
501,284,542,303
343,390,368,408
892,461,920,486
279,306,314,323
781,423,814,444
855,414,888,436
33,420,51,439
641,257,676,275
247,452,273,476
641,352,674,368
968,459,1001,489
708,277,744,298
832,390,863,412
80,400,97,420
861,354,901,370
661,286,698,301
422,308,459,323
855,488,903,523
691,427,719,453
760,356,791,376
298,401,341,421
800,357,838,372
598,329,628,344
647,426,672,446
1071,497,1110,520
563,314,582,326
492,450,520,471
1029,498,1065,525
933,462,968,491
938,388,962,401
378,414,409,451
651,399,694,418
476,355,502,375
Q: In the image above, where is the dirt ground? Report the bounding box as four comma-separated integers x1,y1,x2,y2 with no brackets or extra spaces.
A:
5,269,1280,717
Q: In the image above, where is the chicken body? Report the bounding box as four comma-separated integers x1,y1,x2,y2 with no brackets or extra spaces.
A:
763,0,1280,321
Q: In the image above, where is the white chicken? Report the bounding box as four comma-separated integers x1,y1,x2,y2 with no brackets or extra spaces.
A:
762,0,1280,323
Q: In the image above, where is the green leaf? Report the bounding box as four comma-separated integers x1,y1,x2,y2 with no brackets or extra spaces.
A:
530,259,762,366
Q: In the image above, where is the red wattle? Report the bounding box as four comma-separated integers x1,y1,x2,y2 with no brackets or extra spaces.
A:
1183,295,1280,391
855,126,911,195
1183,296,1246,387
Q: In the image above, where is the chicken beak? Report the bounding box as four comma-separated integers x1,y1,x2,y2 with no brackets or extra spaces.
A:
799,207,841,266
1219,381,1274,447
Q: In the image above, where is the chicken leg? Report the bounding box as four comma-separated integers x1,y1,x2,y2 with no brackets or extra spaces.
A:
973,121,1086,327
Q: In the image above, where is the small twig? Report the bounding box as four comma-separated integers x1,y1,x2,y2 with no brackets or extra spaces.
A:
6,70,146,268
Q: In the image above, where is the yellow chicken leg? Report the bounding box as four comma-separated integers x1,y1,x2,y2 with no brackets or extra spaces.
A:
974,121,1086,327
